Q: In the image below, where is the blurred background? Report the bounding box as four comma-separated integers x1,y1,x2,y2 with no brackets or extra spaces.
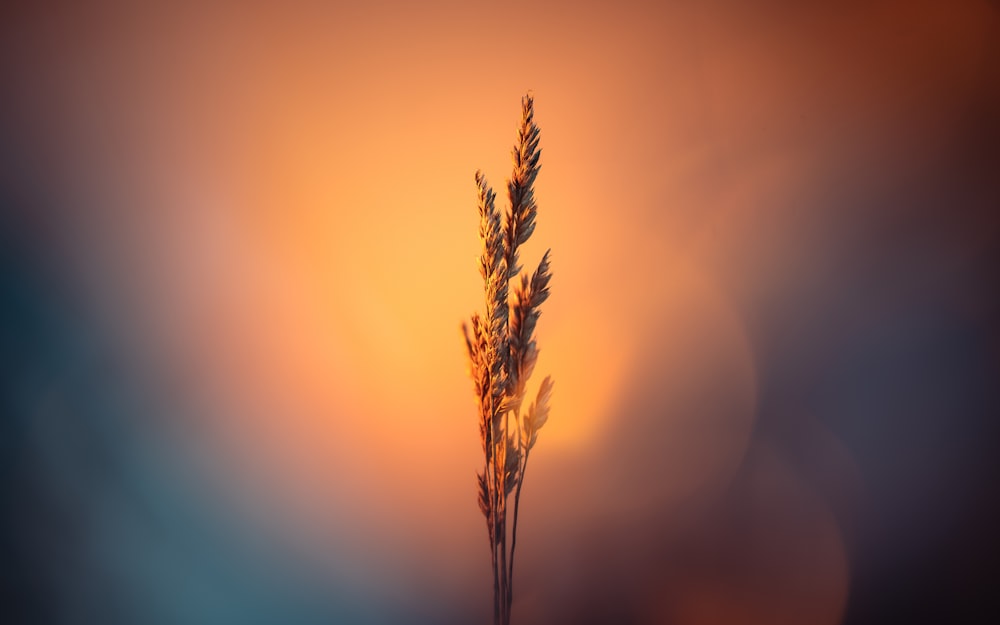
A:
1,1,998,623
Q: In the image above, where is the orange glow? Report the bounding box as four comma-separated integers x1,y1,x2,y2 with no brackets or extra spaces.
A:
6,0,995,620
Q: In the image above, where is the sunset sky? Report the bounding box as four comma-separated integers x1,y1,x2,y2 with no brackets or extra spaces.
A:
2,1,999,624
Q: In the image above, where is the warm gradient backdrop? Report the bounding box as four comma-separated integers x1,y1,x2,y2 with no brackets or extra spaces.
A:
2,1,999,624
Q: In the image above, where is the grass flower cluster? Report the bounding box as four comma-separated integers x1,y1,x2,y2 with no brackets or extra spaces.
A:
462,94,553,625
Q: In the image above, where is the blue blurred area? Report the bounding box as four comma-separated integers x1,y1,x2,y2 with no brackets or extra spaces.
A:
0,209,387,625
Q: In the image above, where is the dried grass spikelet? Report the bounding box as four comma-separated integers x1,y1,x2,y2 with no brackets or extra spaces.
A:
463,94,553,625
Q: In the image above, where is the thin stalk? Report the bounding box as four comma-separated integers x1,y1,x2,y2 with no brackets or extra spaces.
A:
501,411,512,623
497,426,510,625
506,446,530,614
485,428,499,625
485,388,500,625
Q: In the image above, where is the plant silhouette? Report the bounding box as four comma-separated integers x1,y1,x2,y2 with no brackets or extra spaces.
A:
463,94,553,625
